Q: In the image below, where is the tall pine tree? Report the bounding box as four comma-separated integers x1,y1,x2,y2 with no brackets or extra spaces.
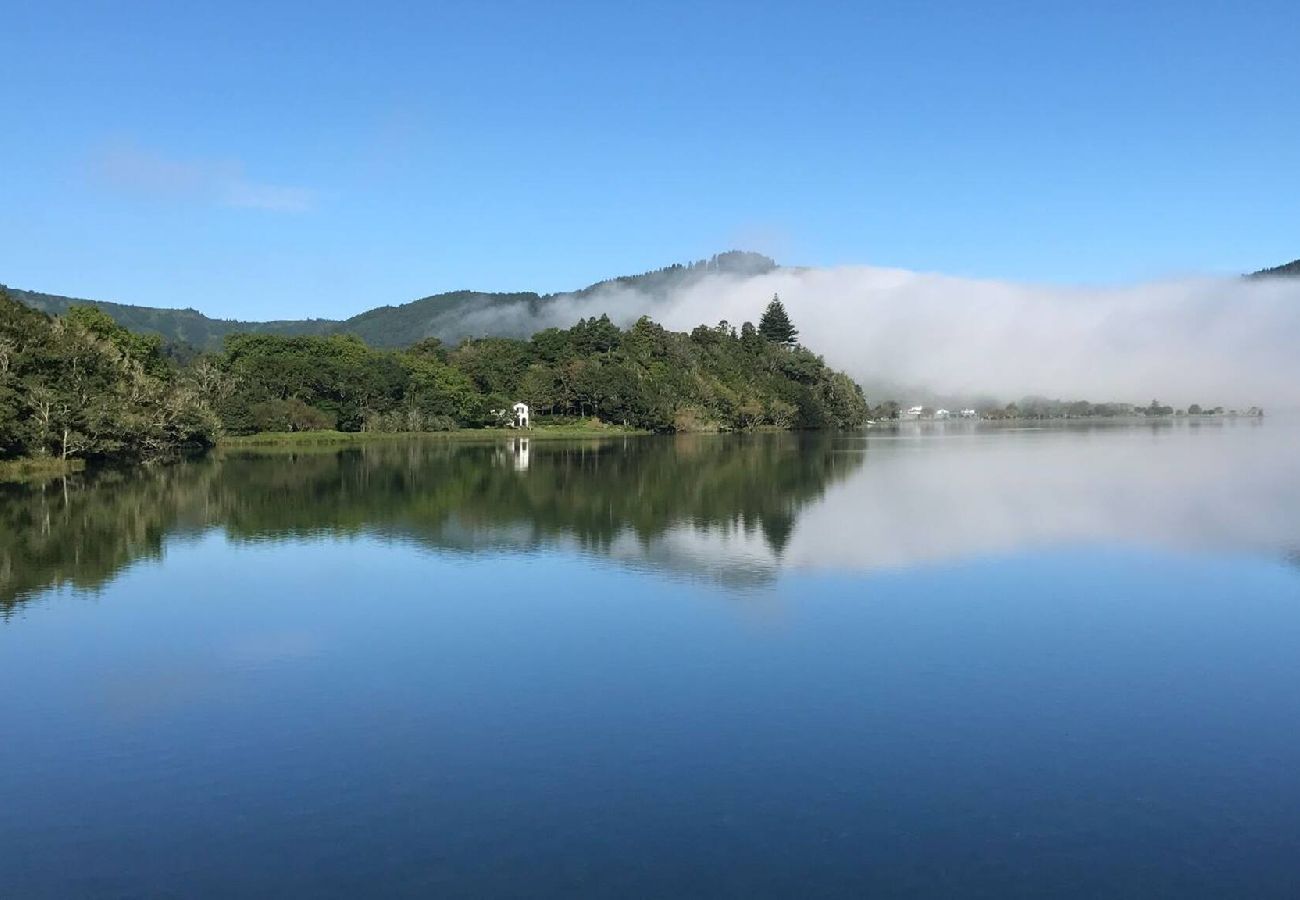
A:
758,294,798,346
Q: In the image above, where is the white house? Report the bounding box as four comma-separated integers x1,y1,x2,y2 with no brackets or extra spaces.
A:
512,402,530,428
905,406,925,419
934,408,951,420
960,408,978,419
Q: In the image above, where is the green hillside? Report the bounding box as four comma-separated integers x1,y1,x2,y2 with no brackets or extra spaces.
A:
1,286,868,467
6,251,776,351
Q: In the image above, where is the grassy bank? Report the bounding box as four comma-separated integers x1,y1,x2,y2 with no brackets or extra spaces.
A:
218,422,650,448
0,457,87,482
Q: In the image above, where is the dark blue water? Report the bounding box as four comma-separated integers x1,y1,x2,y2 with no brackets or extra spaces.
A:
3,424,1300,896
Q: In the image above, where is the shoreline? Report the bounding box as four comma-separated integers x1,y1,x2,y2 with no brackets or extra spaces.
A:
869,413,1265,426
5,415,1273,481
0,457,87,483
217,424,653,448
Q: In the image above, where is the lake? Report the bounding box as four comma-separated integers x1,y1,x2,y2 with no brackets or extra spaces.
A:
4,421,1300,897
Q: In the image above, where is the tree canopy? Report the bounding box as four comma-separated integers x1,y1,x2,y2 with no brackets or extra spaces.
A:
0,292,216,461
201,311,867,436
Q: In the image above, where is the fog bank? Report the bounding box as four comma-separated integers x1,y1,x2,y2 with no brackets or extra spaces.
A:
519,266,1300,408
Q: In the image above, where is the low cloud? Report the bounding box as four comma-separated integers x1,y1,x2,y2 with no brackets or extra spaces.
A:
653,267,1300,408
479,265,1300,409
94,142,315,213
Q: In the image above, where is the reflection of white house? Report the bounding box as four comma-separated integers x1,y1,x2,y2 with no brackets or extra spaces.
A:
512,402,530,428
934,409,951,420
512,437,530,471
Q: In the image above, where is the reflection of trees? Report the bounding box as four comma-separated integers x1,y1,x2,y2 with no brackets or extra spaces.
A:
0,459,221,616
2,435,864,614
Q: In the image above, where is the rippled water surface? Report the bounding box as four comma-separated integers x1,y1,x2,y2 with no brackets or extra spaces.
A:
4,421,1300,897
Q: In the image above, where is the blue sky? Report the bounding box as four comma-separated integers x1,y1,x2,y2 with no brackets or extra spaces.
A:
3,0,1297,319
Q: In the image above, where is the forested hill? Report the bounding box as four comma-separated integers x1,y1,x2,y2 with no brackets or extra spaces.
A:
1249,258,1300,280
6,251,776,351
0,287,869,466
3,288,337,349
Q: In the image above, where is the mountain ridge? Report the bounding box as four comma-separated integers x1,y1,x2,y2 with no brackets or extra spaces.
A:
13,252,1293,353
1248,258,1300,280
5,251,776,351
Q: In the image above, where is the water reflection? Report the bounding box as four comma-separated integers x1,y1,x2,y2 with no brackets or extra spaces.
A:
1,433,864,612
5,423,1300,897
4,421,1298,614
782,420,1300,570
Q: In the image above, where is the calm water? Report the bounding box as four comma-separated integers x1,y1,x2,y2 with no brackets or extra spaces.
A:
4,422,1300,897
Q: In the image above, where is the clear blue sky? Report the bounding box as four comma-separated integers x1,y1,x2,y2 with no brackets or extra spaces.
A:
3,0,1297,319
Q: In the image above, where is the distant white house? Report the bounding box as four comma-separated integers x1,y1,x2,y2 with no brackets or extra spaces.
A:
960,408,978,419
512,402,530,428
934,409,951,420
905,405,925,419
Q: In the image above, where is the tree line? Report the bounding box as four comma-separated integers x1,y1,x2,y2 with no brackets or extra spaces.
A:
0,295,216,462
1,290,868,463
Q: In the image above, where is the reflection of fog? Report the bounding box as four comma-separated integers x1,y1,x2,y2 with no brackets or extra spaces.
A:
5,423,1298,612
376,421,1300,580
488,420,1296,579
422,516,783,586
783,419,1300,571
435,421,1300,580
613,522,779,585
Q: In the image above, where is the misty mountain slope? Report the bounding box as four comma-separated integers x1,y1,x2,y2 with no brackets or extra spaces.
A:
339,290,548,348
568,250,777,299
5,251,776,351
347,251,778,348
1249,259,1300,279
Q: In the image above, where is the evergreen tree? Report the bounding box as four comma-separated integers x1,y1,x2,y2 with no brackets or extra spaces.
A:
758,295,798,346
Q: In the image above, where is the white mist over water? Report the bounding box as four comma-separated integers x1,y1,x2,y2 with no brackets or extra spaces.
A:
482,266,1300,408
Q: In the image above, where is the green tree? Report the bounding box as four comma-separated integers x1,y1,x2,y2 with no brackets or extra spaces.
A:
0,292,216,461
758,295,798,346
250,398,336,432
518,364,561,415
